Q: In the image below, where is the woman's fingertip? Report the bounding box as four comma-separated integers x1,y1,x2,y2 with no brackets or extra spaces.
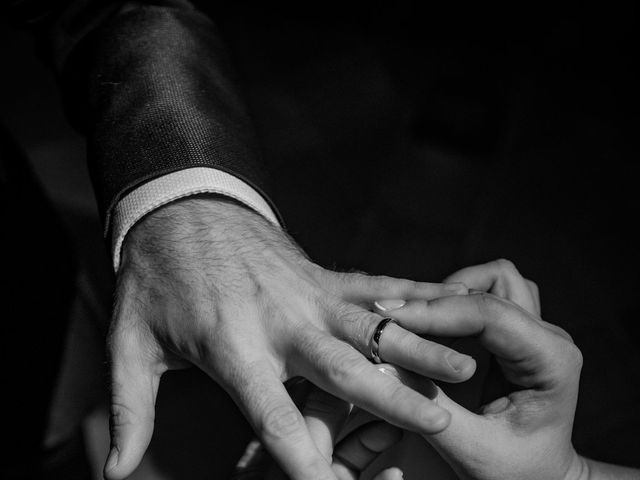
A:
445,352,473,373
374,299,406,312
380,467,404,480
423,408,450,434
459,356,477,381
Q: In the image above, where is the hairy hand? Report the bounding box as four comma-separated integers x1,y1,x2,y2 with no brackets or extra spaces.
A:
103,196,475,480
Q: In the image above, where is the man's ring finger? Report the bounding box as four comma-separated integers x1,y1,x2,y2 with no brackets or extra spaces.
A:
370,317,397,364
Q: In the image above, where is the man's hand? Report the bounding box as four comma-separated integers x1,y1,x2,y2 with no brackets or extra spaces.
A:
302,387,404,480
103,196,476,480
235,386,405,480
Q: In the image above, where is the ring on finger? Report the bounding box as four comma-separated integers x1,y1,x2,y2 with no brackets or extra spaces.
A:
370,317,398,364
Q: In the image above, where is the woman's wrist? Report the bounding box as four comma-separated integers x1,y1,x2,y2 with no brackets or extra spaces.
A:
564,453,590,480
566,454,640,480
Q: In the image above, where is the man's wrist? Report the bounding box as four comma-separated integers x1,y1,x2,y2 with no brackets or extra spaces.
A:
123,195,265,251
110,167,281,272
120,194,293,274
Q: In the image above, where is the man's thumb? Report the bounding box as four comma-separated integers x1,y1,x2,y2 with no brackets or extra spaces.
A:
104,333,161,480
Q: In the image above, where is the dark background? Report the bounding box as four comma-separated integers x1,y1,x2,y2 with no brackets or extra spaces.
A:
1,2,639,478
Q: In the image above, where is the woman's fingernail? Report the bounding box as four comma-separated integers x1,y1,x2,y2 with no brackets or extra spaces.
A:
374,299,406,312
377,364,401,379
446,352,473,372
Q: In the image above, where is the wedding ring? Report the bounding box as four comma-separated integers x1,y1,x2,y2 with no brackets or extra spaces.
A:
370,317,397,364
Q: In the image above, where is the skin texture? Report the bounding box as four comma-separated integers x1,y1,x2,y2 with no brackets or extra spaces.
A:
235,388,406,480
388,260,584,480
302,389,405,480
103,196,478,480
311,260,639,480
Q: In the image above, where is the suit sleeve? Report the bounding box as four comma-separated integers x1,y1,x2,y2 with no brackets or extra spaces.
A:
7,0,280,230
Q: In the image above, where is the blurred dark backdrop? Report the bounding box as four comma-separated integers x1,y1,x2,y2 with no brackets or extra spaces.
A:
1,2,639,478
216,3,640,467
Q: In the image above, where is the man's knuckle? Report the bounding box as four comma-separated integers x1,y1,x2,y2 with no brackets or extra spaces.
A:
304,390,346,417
331,270,353,284
110,403,133,429
110,400,152,429
368,274,415,293
306,262,328,282
386,383,410,406
391,278,417,293
348,271,372,287
325,348,363,385
409,338,436,359
332,300,360,320
259,403,304,441
109,314,153,351
335,305,374,347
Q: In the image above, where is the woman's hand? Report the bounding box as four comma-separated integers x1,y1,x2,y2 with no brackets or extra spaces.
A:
374,258,540,321
411,291,583,480
373,260,584,480
312,260,639,479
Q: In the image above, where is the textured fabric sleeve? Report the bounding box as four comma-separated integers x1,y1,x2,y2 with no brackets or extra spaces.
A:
111,167,281,271
7,0,281,230
67,0,279,229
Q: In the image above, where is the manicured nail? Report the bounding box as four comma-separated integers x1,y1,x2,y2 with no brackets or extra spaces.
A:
377,365,401,379
445,282,468,294
374,299,406,312
105,448,119,473
446,352,472,372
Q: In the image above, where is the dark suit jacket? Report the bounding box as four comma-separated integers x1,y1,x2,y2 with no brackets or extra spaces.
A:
7,0,279,231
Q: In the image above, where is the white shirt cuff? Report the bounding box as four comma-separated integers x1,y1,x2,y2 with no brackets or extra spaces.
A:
110,167,280,272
